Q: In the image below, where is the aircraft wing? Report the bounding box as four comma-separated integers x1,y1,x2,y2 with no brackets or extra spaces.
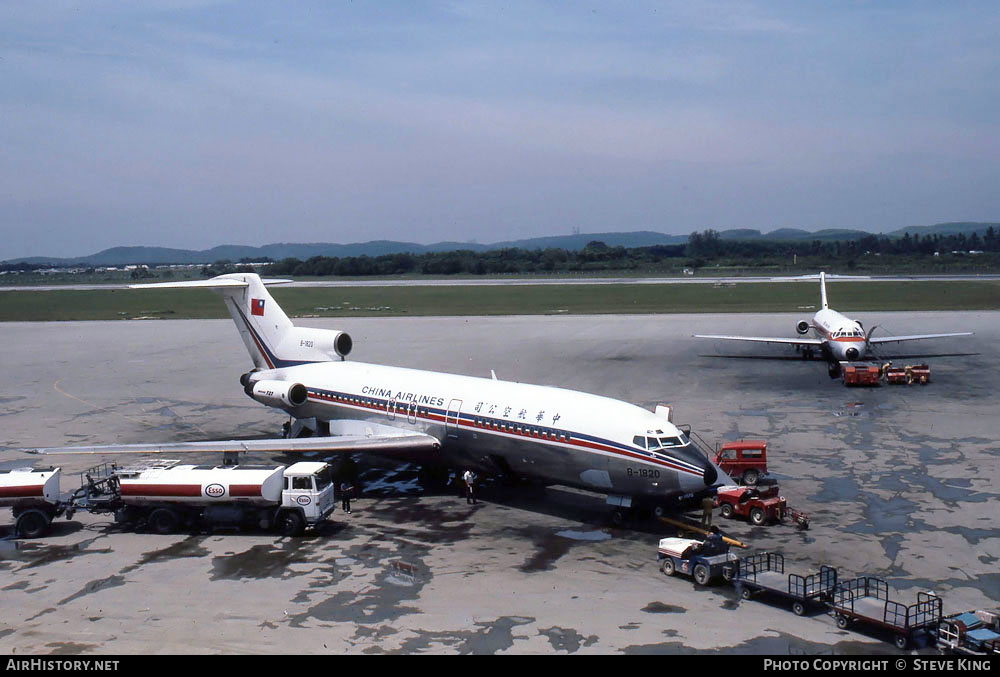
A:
868,332,973,345
27,432,441,457
694,334,824,347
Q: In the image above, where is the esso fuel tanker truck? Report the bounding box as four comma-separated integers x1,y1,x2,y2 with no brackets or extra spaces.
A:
0,466,74,538
73,460,336,536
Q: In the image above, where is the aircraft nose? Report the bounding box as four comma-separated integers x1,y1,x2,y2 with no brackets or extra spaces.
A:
679,458,731,493
703,463,718,487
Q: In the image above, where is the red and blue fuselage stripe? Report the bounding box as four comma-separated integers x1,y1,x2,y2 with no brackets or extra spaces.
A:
305,386,706,477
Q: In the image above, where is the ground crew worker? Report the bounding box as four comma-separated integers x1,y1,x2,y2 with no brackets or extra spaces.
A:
463,469,477,505
701,496,714,527
339,481,354,514
704,525,725,554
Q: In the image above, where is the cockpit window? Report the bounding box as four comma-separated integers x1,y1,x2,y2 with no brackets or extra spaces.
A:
636,435,690,451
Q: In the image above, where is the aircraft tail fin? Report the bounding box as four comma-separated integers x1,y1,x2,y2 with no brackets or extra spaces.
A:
132,274,295,369
820,272,829,310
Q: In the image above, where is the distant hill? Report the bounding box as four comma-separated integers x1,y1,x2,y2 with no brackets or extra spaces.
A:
886,222,999,238
5,222,996,266
3,231,688,266
720,228,871,241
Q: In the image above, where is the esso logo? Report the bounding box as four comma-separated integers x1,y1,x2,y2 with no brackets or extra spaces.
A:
205,484,226,498
296,495,312,506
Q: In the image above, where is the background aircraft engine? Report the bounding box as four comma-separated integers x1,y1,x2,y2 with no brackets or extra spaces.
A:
249,380,308,408
796,320,810,335
277,327,353,361
845,347,860,361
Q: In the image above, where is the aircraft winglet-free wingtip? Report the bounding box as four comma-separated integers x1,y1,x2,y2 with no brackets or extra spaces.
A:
129,276,292,290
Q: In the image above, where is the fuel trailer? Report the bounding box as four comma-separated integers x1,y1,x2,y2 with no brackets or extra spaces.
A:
0,467,73,538
73,460,336,536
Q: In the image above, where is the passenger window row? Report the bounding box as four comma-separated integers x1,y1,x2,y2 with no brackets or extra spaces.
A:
473,417,569,442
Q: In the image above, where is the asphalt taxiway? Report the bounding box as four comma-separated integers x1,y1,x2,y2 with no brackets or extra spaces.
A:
1,312,997,654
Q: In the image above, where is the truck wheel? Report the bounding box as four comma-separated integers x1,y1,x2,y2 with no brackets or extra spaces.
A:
742,469,759,486
895,634,908,650
148,508,180,535
693,564,710,586
277,511,305,537
792,601,806,616
661,558,675,576
836,615,849,630
720,503,733,519
741,586,752,600
750,507,766,526
15,510,51,539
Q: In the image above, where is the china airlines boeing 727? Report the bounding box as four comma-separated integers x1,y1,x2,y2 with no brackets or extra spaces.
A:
34,273,729,521
695,273,972,377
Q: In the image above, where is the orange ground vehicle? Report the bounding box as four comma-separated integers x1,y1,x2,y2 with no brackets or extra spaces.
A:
884,363,930,385
842,363,881,386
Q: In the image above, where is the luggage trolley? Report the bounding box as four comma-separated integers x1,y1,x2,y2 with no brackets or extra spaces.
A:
735,552,837,616
832,577,942,649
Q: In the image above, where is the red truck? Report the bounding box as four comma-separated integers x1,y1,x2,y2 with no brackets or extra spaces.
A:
712,440,768,486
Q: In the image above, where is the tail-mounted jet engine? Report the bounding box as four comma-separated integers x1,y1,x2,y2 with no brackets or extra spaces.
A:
247,379,308,408
277,327,352,362
796,320,810,335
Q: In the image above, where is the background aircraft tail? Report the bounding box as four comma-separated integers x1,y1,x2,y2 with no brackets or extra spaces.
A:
132,274,351,369
820,272,829,310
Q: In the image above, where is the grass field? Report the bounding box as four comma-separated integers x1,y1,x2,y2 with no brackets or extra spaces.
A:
1,280,998,322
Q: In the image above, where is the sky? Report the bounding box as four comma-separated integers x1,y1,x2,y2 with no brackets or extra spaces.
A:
2,1,999,260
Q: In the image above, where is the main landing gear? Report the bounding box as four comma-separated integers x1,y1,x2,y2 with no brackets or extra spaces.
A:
282,416,329,439
796,346,816,360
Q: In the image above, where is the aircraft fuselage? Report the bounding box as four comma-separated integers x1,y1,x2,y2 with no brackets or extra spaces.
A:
252,360,724,506
810,307,869,362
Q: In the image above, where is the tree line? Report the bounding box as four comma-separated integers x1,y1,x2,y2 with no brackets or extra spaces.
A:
246,228,1000,277
9,227,996,278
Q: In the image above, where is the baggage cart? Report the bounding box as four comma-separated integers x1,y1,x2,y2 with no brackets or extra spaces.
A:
832,577,942,649
735,552,837,616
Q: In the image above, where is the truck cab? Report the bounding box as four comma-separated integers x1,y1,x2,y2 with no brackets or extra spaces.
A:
712,440,767,486
281,462,336,530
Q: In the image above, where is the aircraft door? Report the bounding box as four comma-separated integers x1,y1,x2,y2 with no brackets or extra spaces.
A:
407,402,417,424
445,399,462,439
386,399,395,421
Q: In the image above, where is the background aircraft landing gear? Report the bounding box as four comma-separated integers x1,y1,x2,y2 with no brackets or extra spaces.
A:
828,363,841,379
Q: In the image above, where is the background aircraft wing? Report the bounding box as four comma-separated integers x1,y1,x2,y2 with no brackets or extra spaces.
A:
868,332,973,345
27,432,441,456
694,334,824,347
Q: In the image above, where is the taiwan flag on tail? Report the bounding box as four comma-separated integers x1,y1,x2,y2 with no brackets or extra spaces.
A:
251,298,266,316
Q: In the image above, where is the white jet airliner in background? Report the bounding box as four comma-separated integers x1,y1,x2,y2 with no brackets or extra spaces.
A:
695,272,973,377
34,273,729,521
